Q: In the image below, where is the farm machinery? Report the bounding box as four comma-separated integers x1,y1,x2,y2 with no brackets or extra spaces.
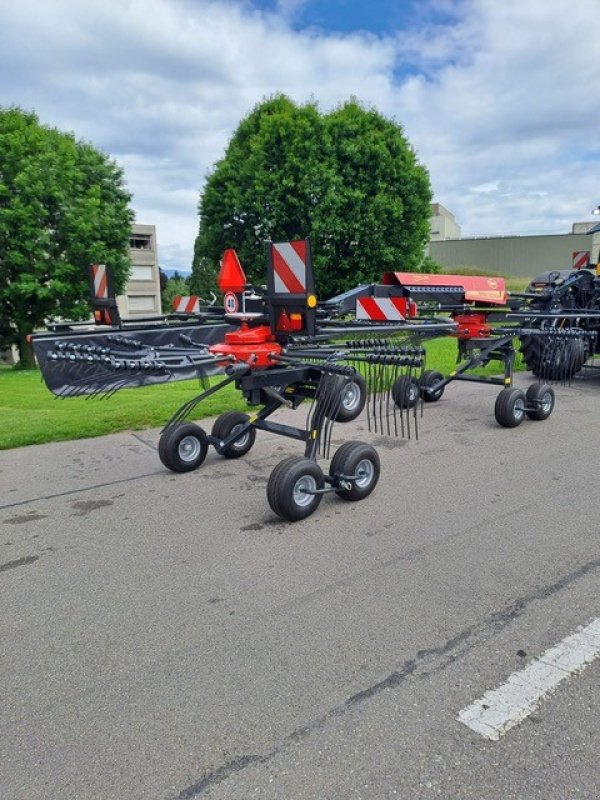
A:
32,240,576,521
509,266,600,380
325,270,585,428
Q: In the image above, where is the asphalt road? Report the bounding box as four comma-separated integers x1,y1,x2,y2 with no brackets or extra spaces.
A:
1,375,599,800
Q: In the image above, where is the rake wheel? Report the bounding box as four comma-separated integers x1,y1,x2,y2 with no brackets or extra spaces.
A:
329,441,380,502
212,411,256,458
159,423,208,472
267,456,325,522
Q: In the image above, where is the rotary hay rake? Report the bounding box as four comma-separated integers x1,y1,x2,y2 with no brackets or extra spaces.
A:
33,240,453,521
328,270,590,428
32,240,578,521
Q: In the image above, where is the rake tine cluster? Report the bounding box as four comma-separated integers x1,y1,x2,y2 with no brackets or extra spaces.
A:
360,350,425,439
44,339,225,398
516,327,588,385
303,362,356,458
289,340,427,445
161,366,239,431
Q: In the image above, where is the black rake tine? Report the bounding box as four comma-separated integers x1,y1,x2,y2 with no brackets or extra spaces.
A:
321,374,338,457
306,373,320,435
399,368,406,439
372,361,380,434
405,365,412,441
370,363,377,434
330,375,348,455
314,373,328,454
378,362,386,434
318,372,335,455
412,364,419,441
366,360,373,433
392,363,399,437
321,374,334,457
378,363,385,435
320,375,334,458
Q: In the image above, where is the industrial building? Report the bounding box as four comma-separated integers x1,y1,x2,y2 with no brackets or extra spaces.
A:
118,223,162,317
428,204,600,278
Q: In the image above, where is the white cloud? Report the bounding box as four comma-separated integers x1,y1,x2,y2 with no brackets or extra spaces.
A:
0,0,599,267
394,0,600,235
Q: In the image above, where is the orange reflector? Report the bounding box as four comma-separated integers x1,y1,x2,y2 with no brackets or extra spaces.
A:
217,249,247,294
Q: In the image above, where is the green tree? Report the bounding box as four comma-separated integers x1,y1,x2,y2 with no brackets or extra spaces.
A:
420,255,441,274
192,96,432,298
159,267,169,295
0,107,133,366
161,273,191,312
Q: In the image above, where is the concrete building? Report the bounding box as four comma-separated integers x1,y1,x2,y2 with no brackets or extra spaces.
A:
428,205,600,278
118,223,162,317
429,203,462,241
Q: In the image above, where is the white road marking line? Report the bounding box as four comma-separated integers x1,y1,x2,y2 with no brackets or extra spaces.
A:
457,617,600,741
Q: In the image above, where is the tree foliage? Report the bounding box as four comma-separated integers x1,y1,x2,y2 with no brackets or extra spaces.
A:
0,107,133,365
192,96,432,298
161,273,191,312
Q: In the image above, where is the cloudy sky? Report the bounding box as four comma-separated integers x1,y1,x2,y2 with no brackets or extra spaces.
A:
1,0,599,270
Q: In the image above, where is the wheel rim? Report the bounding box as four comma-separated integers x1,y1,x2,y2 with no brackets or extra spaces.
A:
409,384,418,402
513,397,525,421
293,475,317,507
178,435,202,462
230,423,250,449
354,458,374,488
540,391,553,413
342,381,361,411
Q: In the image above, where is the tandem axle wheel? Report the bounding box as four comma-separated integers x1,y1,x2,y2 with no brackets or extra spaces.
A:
158,411,257,471
494,384,555,428
266,441,380,522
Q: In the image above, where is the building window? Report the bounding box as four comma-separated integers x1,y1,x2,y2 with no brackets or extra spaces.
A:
131,265,154,281
130,234,152,250
128,295,156,312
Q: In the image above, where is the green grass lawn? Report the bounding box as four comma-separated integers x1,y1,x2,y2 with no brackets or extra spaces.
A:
0,369,248,450
0,334,523,450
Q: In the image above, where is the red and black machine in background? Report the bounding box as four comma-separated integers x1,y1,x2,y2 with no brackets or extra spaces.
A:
323,268,593,424
32,240,575,522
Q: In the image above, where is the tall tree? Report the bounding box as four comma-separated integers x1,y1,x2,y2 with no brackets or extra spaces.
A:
161,273,191,312
0,107,133,366
192,96,432,298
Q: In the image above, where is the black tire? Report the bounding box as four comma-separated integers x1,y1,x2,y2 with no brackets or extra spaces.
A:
565,338,587,373
266,456,324,521
519,334,548,378
525,383,555,421
211,411,256,458
158,423,208,472
494,388,527,428
329,441,380,502
419,370,445,402
326,374,367,422
392,375,420,409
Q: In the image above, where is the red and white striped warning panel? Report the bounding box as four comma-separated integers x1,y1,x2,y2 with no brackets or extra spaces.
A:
271,241,307,294
356,297,406,321
172,295,200,314
572,251,590,269
91,264,108,299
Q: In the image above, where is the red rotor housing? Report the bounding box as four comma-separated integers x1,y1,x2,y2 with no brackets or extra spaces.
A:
209,321,282,368
450,312,492,340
